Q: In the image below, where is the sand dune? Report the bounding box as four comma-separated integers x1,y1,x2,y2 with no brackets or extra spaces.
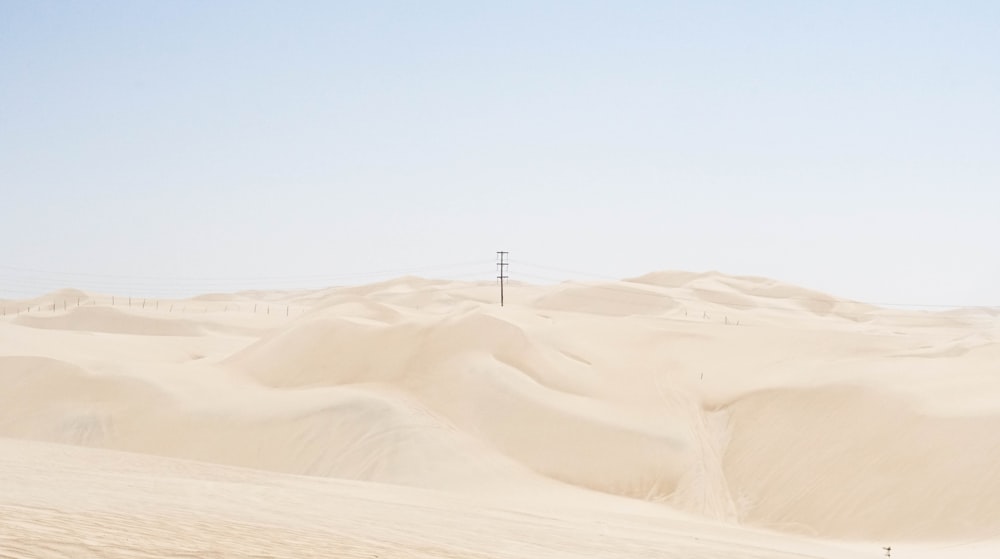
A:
1,272,998,557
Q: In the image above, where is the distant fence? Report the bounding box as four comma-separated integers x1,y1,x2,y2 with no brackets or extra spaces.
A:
0,296,310,318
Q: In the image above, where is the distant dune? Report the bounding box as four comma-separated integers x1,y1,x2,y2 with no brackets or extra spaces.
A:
1,272,998,558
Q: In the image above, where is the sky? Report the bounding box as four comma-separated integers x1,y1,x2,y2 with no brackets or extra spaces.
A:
1,1,998,306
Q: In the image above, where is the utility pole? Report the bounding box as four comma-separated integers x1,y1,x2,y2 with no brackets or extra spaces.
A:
496,251,509,307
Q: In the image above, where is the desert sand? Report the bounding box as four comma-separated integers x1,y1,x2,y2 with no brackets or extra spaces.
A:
1,272,998,558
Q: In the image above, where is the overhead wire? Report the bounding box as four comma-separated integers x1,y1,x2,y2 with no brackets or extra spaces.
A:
1,260,997,327
0,261,487,282
515,261,1000,313
0,260,492,298
512,270,998,326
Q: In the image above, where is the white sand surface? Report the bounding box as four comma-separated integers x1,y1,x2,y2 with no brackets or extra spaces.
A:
1,273,998,557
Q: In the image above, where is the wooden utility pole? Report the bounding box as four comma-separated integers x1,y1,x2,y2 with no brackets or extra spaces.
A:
496,251,509,307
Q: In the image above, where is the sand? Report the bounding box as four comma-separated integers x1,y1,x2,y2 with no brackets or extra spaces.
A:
1,272,998,558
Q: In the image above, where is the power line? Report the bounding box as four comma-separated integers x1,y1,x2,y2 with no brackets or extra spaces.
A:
2,259,996,326
514,271,998,326
515,261,1000,312
0,261,487,283
0,261,491,298
8,257,992,312
2,272,995,331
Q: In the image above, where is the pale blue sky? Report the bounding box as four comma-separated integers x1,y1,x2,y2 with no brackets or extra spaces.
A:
1,1,998,305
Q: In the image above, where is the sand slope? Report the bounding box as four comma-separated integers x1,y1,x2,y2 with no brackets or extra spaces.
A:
1,273,998,557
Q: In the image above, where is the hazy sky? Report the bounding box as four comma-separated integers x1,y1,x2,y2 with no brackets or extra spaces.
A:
2,1,998,305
